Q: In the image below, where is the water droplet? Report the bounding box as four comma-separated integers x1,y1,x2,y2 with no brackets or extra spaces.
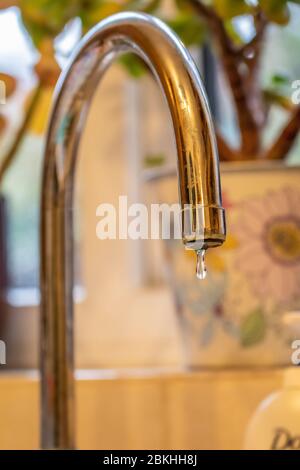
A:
196,249,207,280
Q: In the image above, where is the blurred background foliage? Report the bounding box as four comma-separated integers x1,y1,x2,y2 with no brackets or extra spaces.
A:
13,0,300,49
0,1,300,157
0,0,298,91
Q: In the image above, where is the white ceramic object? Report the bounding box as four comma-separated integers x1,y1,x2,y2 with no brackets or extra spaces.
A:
244,367,300,450
149,162,300,367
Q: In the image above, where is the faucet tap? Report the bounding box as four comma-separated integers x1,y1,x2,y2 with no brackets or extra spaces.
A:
40,12,226,449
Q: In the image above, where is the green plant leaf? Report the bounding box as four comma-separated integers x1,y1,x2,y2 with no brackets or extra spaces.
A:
259,0,290,25
19,0,128,45
168,13,206,46
126,0,162,13
240,309,266,347
267,72,291,96
174,0,193,12
213,0,253,19
119,54,146,78
80,1,123,32
271,73,290,86
144,153,166,168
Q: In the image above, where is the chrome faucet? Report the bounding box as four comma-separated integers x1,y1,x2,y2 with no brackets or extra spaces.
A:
40,12,226,449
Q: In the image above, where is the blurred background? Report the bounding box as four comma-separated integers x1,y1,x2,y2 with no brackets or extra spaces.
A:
0,0,300,449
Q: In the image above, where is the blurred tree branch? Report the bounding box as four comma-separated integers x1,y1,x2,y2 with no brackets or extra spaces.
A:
262,106,300,160
0,85,43,185
187,0,300,162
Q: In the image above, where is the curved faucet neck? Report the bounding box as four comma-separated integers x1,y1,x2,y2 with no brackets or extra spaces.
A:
40,12,225,449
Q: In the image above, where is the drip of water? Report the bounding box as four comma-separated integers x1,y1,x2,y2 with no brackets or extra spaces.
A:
196,249,207,280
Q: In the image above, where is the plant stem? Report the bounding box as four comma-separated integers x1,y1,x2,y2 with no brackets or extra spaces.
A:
188,0,263,157
216,132,238,162
262,106,300,160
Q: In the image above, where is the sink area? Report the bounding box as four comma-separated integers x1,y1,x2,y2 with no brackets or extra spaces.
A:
0,369,282,450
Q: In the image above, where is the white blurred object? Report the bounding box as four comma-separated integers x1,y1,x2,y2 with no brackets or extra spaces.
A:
244,311,300,450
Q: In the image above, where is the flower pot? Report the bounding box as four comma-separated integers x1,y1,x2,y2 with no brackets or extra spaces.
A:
150,161,300,368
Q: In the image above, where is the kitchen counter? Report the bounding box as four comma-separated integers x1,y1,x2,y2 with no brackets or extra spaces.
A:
0,368,283,449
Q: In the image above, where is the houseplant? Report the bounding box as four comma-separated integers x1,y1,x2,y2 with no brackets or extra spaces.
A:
174,0,300,162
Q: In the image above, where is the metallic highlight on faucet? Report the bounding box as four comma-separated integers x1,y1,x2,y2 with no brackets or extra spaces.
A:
40,12,226,449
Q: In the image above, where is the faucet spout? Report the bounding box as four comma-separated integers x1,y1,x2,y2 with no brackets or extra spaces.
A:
40,12,226,449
